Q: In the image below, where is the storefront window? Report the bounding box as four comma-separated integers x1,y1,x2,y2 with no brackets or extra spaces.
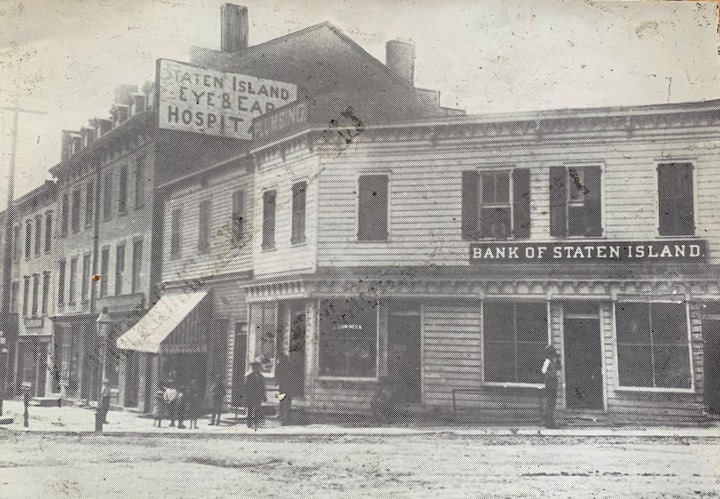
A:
483,302,547,384
319,298,378,378
250,302,277,375
616,302,691,389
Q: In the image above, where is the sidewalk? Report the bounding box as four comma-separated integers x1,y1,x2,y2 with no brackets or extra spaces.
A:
1,399,719,438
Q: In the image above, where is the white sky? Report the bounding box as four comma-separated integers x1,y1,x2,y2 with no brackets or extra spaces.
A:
0,0,718,202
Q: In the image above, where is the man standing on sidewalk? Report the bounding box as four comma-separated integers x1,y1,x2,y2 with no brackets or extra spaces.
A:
101,380,111,424
164,380,179,427
245,362,267,430
541,345,560,429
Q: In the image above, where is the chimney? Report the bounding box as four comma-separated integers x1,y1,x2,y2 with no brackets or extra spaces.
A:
386,40,415,87
221,4,248,52
129,93,145,116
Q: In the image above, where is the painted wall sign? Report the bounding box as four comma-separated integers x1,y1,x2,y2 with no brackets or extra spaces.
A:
252,99,309,143
469,240,707,263
156,59,298,140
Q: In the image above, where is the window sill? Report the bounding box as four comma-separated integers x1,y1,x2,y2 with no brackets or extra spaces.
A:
317,375,379,382
355,239,390,244
117,210,127,217
481,382,544,389
614,386,694,394
135,203,145,210
655,234,699,239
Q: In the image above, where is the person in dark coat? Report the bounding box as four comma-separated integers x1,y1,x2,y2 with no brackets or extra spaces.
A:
188,380,201,429
245,362,267,430
209,376,226,426
153,383,166,428
542,345,560,429
276,353,295,425
177,384,187,429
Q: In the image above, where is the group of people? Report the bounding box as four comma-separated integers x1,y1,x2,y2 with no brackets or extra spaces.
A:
153,378,207,429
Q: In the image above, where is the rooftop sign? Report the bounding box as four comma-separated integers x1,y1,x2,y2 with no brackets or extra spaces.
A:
469,240,707,264
156,59,297,140
252,99,309,143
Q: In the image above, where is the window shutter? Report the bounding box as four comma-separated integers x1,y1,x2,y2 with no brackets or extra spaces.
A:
512,168,531,238
677,163,695,235
549,167,567,237
461,171,480,240
584,166,603,236
358,175,388,241
658,163,694,236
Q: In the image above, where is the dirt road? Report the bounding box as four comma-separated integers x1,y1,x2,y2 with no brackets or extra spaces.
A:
0,433,718,497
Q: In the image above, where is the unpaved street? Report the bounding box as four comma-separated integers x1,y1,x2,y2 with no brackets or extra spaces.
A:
0,433,718,497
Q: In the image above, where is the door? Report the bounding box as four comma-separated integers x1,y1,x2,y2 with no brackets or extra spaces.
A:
564,303,604,410
289,307,306,397
125,350,140,407
231,323,248,406
388,304,422,404
36,343,48,397
702,317,720,413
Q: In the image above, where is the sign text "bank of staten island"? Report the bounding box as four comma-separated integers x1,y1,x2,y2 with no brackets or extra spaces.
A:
157,59,298,140
469,240,707,264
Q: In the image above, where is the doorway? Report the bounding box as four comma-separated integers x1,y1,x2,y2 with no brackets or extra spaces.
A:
702,306,720,413
388,303,422,404
289,306,306,397
563,302,604,410
231,323,248,406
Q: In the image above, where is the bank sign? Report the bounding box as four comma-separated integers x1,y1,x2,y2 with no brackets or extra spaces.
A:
156,59,298,140
470,240,707,264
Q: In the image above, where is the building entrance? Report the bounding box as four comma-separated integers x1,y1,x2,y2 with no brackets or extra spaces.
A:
388,304,422,404
702,312,720,414
563,303,604,410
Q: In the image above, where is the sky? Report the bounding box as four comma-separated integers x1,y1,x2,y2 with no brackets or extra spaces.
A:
0,0,718,202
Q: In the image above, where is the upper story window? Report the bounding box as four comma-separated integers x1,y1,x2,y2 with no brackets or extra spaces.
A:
291,181,307,245
135,156,146,209
24,220,32,259
118,164,129,215
22,276,30,317
115,243,125,295
57,259,66,306
198,200,211,253
99,247,109,298
462,169,530,240
549,166,602,238
10,280,19,313
103,172,112,221
132,238,143,293
41,271,50,316
231,190,245,247
262,190,276,250
71,189,81,233
12,225,20,261
85,182,94,228
615,302,691,389
357,174,388,241
82,253,92,303
68,257,78,305
170,208,181,259
60,194,69,237
34,215,42,256
658,163,694,236
44,211,53,253
484,301,547,384
31,274,40,317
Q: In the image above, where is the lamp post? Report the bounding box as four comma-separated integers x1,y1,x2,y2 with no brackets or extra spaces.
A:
95,307,111,432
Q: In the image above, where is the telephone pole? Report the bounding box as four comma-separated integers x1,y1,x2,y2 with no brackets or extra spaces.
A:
0,97,47,392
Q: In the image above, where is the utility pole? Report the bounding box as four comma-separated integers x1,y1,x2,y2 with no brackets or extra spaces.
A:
0,97,47,393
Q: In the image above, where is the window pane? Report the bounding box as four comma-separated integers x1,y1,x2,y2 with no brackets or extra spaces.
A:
517,342,545,383
319,298,377,377
653,345,691,388
484,342,515,382
651,303,687,345
483,302,514,342
481,174,496,204
262,190,276,249
495,173,510,203
616,303,651,345
617,344,653,387
480,207,511,238
568,168,585,202
515,303,547,343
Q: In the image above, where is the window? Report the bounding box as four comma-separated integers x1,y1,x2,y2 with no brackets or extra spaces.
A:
462,169,531,240
319,298,378,378
32,274,39,316
42,272,50,316
132,239,143,293
58,260,66,306
68,257,78,304
615,302,691,389
22,276,29,316
658,163,694,236
34,215,42,256
115,244,125,295
198,200,211,253
549,166,602,237
249,303,278,375
262,190,276,250
44,211,53,253
231,190,245,246
85,182,94,227
100,247,109,298
71,189,81,233
61,194,69,237
12,225,20,261
82,253,91,303
10,281,19,313
170,208,181,258
24,220,32,259
483,302,547,384
118,164,128,214
135,156,146,208
291,181,307,244
358,175,388,241
103,172,112,220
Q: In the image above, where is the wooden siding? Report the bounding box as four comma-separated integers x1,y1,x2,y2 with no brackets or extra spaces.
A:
316,135,720,266
252,149,319,277
162,167,253,282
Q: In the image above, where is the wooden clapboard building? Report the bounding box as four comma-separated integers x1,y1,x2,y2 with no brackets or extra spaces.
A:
245,98,720,423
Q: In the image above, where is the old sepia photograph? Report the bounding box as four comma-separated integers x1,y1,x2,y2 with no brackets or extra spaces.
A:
0,0,719,496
